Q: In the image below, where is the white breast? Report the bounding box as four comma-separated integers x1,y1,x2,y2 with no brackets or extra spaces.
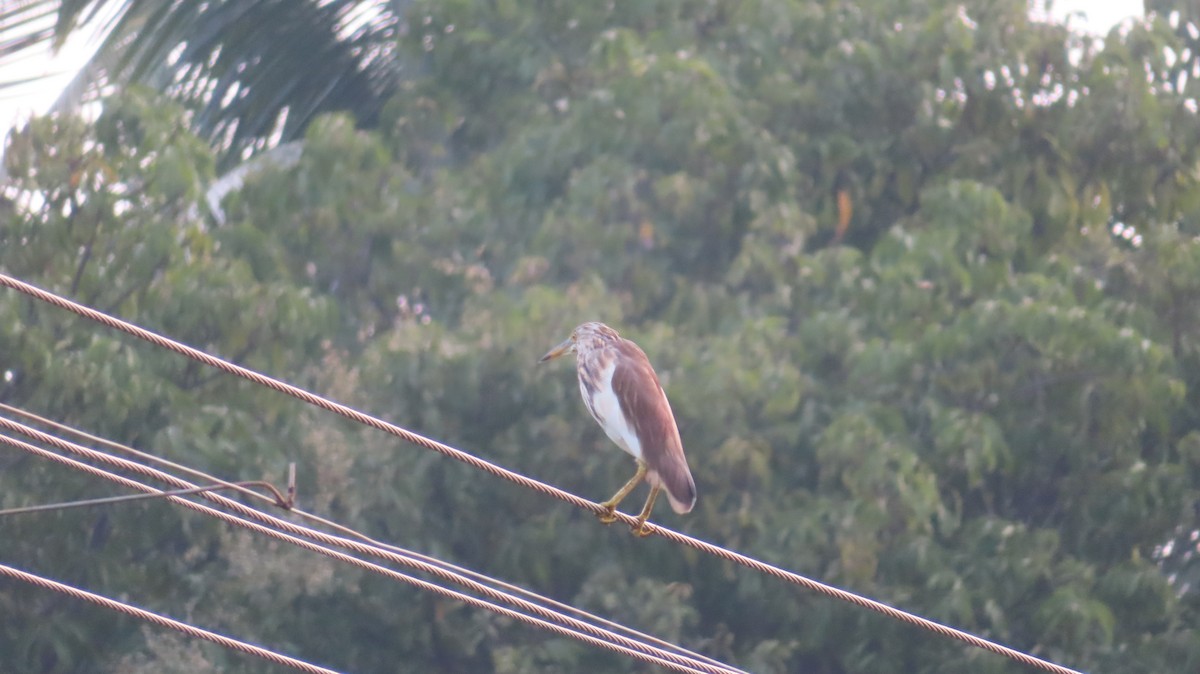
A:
580,360,643,460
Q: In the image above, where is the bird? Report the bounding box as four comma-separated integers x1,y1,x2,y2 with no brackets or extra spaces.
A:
540,322,696,536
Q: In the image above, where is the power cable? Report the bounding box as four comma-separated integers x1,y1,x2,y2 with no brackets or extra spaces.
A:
0,422,739,674
0,430,718,674
0,272,1084,674
0,402,741,674
0,402,293,513
0,563,341,674
0,481,284,516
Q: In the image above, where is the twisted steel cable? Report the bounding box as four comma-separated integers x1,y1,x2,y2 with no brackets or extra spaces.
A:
0,423,733,674
0,564,341,674
0,273,1082,674
0,402,742,674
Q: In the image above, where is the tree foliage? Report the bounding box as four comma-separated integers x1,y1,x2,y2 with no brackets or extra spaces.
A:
3,1,1200,673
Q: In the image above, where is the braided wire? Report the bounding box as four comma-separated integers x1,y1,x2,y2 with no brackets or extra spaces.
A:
0,422,732,674
0,273,1082,674
0,564,341,674
0,402,742,674
0,432,709,674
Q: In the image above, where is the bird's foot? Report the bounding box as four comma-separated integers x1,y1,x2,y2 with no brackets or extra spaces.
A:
631,519,653,537
597,504,619,524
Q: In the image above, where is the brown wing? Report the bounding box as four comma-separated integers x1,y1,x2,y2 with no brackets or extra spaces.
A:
611,339,696,514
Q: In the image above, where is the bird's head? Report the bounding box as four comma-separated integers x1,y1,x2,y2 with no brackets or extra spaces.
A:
539,322,618,362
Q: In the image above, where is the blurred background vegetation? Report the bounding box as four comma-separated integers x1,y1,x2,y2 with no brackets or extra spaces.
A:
2,0,1200,672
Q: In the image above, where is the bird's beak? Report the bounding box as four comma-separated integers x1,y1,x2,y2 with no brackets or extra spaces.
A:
539,338,574,363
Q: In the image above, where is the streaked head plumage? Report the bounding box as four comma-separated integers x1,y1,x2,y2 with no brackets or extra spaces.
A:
539,322,620,362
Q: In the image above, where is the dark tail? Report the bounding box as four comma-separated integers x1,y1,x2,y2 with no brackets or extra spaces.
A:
663,465,696,514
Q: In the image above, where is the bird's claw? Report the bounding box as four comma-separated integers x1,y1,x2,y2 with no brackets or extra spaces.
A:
631,519,653,537
597,505,618,524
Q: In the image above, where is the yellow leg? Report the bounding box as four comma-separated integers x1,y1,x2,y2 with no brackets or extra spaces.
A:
631,484,660,537
598,460,647,524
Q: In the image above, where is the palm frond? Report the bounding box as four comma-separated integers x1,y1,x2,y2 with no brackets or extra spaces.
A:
1,0,410,166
